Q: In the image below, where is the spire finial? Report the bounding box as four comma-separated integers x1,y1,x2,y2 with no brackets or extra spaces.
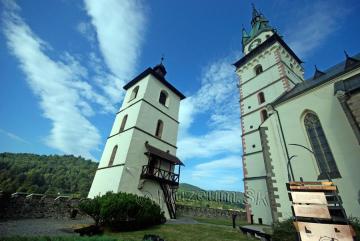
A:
344,50,349,58
252,3,260,18
160,54,164,64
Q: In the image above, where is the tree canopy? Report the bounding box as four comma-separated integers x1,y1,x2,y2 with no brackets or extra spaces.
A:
0,152,97,197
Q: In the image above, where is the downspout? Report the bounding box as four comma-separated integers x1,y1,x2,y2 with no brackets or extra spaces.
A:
267,104,295,181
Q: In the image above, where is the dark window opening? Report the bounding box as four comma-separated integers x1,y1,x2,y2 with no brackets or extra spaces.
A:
258,92,265,104
304,113,340,179
258,218,263,225
254,65,263,75
261,109,268,122
119,114,128,132
108,145,118,167
130,86,139,101
155,120,164,138
159,90,168,106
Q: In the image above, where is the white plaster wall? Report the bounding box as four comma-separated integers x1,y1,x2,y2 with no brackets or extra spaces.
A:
121,76,150,110
278,48,304,81
136,101,179,147
244,132,262,153
97,132,132,168
245,152,266,177
143,75,181,120
242,112,262,134
109,103,142,137
241,66,282,97
246,179,273,224
263,68,360,220
237,50,278,84
88,166,124,198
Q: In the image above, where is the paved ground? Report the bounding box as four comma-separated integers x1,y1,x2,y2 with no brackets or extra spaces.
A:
0,218,93,237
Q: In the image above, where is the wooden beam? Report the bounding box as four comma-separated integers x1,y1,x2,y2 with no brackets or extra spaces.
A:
290,192,328,204
292,204,331,219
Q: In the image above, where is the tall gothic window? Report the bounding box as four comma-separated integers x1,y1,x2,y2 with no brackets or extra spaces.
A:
119,115,128,132
258,92,265,104
260,109,268,122
159,90,168,106
254,65,263,75
304,113,340,179
108,145,118,167
129,86,139,101
155,120,164,138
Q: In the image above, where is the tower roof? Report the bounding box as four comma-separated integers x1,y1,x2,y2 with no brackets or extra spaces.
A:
242,4,274,49
123,64,186,100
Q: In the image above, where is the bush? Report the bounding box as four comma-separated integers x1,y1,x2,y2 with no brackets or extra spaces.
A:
80,192,165,231
349,217,360,240
272,218,297,241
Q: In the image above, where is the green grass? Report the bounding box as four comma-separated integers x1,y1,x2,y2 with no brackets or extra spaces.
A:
0,237,117,241
192,217,247,227
107,223,251,241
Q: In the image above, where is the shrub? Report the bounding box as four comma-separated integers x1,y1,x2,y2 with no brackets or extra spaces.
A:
349,217,360,240
272,218,297,241
80,192,165,231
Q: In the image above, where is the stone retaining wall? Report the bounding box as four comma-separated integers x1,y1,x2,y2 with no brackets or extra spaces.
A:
0,191,86,220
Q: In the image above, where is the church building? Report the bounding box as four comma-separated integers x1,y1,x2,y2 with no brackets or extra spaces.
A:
234,6,360,225
88,62,185,219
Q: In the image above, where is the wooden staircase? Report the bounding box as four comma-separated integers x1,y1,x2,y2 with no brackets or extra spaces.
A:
160,183,177,219
287,181,356,240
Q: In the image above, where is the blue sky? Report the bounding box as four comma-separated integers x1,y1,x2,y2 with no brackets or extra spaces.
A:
1,0,359,191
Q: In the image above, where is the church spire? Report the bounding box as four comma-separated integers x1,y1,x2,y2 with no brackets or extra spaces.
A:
242,4,275,50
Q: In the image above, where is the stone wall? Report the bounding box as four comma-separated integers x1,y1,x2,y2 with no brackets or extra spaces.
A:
0,191,86,220
176,204,246,220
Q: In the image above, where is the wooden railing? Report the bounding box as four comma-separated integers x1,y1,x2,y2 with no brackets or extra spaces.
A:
141,165,179,186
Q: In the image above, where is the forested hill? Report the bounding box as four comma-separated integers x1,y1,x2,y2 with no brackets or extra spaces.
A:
0,153,97,197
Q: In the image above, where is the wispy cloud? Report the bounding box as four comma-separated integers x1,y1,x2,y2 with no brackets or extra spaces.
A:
0,128,29,144
83,0,146,103
178,56,242,160
178,56,243,191
190,156,243,190
2,0,146,159
285,1,350,58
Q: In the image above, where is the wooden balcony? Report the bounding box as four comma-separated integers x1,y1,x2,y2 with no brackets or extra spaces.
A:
140,165,179,186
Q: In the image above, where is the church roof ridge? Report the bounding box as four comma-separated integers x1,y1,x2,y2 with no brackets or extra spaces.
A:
272,52,360,106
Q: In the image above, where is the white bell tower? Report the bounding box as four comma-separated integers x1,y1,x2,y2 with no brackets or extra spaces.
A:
88,61,185,219
234,5,304,225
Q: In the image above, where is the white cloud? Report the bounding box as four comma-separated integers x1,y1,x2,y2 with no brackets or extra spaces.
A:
178,57,242,160
286,1,349,58
0,128,29,144
2,2,103,159
188,156,243,190
83,0,146,103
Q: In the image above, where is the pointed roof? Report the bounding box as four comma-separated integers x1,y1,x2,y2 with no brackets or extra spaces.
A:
344,50,360,70
313,65,326,80
242,4,274,49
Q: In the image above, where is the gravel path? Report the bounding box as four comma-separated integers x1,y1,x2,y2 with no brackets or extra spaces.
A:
0,218,93,237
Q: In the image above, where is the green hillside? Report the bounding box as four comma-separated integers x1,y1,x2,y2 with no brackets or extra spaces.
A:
177,183,245,211
178,183,205,192
0,152,97,197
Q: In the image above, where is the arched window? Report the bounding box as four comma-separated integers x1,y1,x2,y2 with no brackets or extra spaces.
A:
304,113,340,179
260,109,268,122
119,115,128,132
108,145,118,166
155,120,164,138
254,65,263,75
129,86,139,101
159,90,168,106
258,92,265,104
